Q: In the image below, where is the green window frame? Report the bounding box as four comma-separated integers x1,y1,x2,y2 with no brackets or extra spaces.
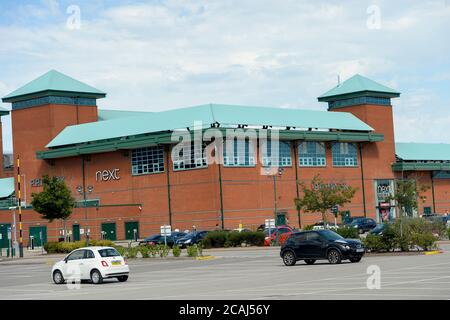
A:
173,141,208,171
332,142,358,167
261,140,292,167
132,146,165,175
223,138,256,167
298,142,326,167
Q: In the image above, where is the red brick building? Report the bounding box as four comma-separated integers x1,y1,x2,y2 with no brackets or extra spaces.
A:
0,70,449,245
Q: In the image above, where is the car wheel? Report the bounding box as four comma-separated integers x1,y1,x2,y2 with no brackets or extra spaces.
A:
53,270,65,284
90,270,103,284
349,257,362,263
304,259,316,265
327,249,342,264
117,275,128,282
282,250,296,266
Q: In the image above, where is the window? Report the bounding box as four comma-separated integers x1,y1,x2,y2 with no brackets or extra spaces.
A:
261,140,292,167
298,142,326,167
85,250,95,259
66,250,85,261
306,232,320,241
98,248,121,257
223,138,256,167
173,141,208,171
132,146,164,175
332,142,358,167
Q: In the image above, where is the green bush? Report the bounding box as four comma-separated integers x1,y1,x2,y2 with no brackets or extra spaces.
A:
411,233,437,251
202,231,228,248
187,245,198,257
158,245,170,258
125,246,139,258
303,225,314,231
115,246,126,256
139,246,150,258
172,245,181,257
222,231,265,248
362,234,384,252
448,228,450,240
335,227,359,239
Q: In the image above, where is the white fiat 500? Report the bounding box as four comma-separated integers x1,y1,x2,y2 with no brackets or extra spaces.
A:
51,246,129,285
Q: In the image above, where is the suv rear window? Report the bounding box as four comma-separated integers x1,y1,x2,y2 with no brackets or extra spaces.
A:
98,248,121,257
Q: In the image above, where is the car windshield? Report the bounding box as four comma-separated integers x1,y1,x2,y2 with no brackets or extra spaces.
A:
319,230,344,241
98,248,121,257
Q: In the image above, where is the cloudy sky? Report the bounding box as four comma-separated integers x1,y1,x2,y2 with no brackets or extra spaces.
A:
0,0,449,152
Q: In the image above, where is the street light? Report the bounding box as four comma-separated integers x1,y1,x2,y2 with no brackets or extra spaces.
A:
77,184,93,246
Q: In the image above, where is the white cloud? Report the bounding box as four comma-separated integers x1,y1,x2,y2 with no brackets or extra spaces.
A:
0,0,449,153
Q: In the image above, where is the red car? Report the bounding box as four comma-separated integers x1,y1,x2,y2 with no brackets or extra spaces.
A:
264,226,295,246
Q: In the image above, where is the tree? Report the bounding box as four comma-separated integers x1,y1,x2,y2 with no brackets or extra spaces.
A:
388,179,430,217
31,175,76,241
295,175,358,226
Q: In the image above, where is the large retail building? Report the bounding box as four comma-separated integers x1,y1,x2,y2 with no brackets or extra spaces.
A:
0,70,449,244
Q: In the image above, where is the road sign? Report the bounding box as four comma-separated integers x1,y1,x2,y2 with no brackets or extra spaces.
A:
160,225,171,237
332,205,339,216
265,219,275,229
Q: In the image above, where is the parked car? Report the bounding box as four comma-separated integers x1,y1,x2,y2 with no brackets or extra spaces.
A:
232,228,252,233
369,223,386,235
175,231,209,248
347,217,377,234
280,229,365,266
264,226,295,246
423,213,450,226
139,232,186,247
51,247,129,285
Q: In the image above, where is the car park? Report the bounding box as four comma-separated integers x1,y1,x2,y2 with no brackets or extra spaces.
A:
280,229,364,266
347,217,377,234
51,247,129,285
175,231,209,248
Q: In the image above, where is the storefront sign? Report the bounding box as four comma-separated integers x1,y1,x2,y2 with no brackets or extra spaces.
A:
96,169,120,182
31,176,64,187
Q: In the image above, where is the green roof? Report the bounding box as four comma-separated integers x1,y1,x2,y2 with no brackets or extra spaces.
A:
0,177,15,199
98,109,152,121
318,74,400,101
47,104,374,148
0,106,9,116
396,143,450,161
2,70,106,102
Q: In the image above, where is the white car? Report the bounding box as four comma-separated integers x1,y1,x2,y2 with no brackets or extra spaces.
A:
51,246,129,285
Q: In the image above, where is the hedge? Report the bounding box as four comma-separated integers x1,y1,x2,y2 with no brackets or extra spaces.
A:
335,227,359,239
202,231,265,248
362,218,439,252
44,240,116,254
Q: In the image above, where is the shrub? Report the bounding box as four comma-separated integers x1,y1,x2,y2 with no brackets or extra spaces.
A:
148,245,158,257
222,231,265,247
172,245,181,257
139,246,150,258
126,247,139,258
187,245,198,257
202,231,228,248
158,245,170,258
363,234,385,252
115,246,126,256
303,225,314,231
411,233,437,251
448,228,450,240
335,227,359,239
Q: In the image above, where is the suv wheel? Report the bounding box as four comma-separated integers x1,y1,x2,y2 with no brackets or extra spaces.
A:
282,250,296,266
327,249,342,264
349,257,362,263
304,259,316,265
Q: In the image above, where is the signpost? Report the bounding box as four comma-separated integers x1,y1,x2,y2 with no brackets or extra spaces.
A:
332,205,339,228
160,225,171,247
265,219,275,245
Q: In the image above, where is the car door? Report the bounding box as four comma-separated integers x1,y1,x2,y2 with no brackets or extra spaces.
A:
62,249,85,280
305,232,324,258
79,249,97,280
292,233,308,258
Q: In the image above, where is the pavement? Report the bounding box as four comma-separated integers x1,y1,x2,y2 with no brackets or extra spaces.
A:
0,244,450,300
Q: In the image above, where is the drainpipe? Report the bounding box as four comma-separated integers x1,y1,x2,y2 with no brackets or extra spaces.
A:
165,145,172,226
293,142,301,228
359,143,367,217
430,171,436,213
218,161,225,229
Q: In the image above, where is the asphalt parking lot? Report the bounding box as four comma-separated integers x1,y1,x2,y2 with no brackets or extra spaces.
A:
1,245,450,300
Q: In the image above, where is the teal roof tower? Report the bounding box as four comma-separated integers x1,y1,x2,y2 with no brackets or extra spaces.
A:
2,70,106,109
318,74,400,110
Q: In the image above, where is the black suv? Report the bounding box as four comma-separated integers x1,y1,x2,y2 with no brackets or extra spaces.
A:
280,229,364,266
348,217,377,234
